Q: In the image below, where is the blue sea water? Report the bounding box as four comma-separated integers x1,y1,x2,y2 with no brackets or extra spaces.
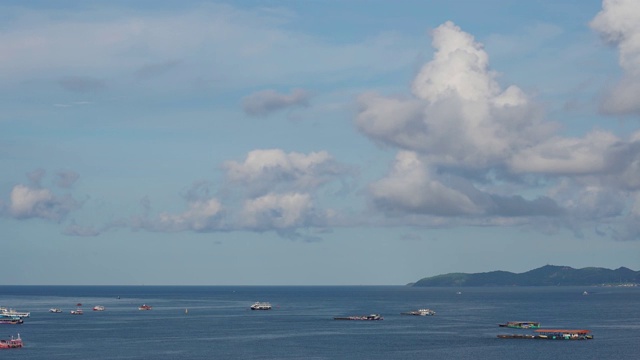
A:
1,286,638,359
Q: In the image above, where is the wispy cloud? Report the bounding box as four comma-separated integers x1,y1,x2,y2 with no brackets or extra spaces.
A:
242,89,310,116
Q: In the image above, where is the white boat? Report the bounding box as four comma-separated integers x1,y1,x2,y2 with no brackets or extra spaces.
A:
93,305,105,311
70,309,83,315
49,308,62,313
250,302,272,310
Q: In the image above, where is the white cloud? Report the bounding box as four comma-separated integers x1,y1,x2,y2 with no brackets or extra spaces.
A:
241,192,319,230
590,0,640,115
224,149,344,195
8,184,77,221
356,21,554,169
141,198,223,232
508,130,619,174
369,151,480,216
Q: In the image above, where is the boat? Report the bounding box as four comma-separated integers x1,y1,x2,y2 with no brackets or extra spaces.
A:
0,334,23,349
401,309,436,316
0,317,23,325
498,321,541,329
70,309,83,315
250,302,272,310
0,307,30,318
49,308,62,313
535,329,593,340
93,305,105,311
497,329,593,340
138,304,152,311
334,314,383,321
583,291,589,295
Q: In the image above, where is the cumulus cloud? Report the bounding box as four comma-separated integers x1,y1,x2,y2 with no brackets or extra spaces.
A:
357,20,640,239
590,0,640,116
156,198,224,232
369,151,480,216
356,21,555,169
6,184,78,221
129,182,225,233
240,192,326,230
242,88,310,116
224,149,347,195
508,130,619,175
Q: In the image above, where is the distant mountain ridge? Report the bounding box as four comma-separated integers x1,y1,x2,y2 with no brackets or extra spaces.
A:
411,265,640,287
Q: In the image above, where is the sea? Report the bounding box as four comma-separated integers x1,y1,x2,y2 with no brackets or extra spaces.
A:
1,285,638,359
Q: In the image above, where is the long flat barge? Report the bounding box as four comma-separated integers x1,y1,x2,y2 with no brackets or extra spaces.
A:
498,329,593,340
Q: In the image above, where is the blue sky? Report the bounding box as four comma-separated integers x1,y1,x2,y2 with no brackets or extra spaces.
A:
2,0,639,285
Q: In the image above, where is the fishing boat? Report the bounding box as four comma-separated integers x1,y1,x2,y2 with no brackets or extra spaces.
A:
70,308,83,315
93,305,105,311
0,334,23,349
250,302,272,310
334,314,383,321
498,321,541,329
49,308,62,313
138,304,152,311
401,309,436,316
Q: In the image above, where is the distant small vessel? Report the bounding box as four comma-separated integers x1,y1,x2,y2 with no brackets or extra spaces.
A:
583,291,589,295
138,304,152,311
93,305,105,311
401,309,436,316
334,314,383,321
250,302,272,310
498,321,541,329
49,308,62,313
70,309,83,315
0,334,23,349
456,291,462,295
76,303,82,307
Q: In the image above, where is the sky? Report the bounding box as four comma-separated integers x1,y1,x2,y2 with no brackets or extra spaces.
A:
1,0,639,285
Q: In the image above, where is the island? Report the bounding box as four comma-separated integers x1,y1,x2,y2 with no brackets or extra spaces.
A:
411,265,639,287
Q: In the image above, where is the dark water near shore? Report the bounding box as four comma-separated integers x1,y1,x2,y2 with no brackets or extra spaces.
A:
1,286,638,359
